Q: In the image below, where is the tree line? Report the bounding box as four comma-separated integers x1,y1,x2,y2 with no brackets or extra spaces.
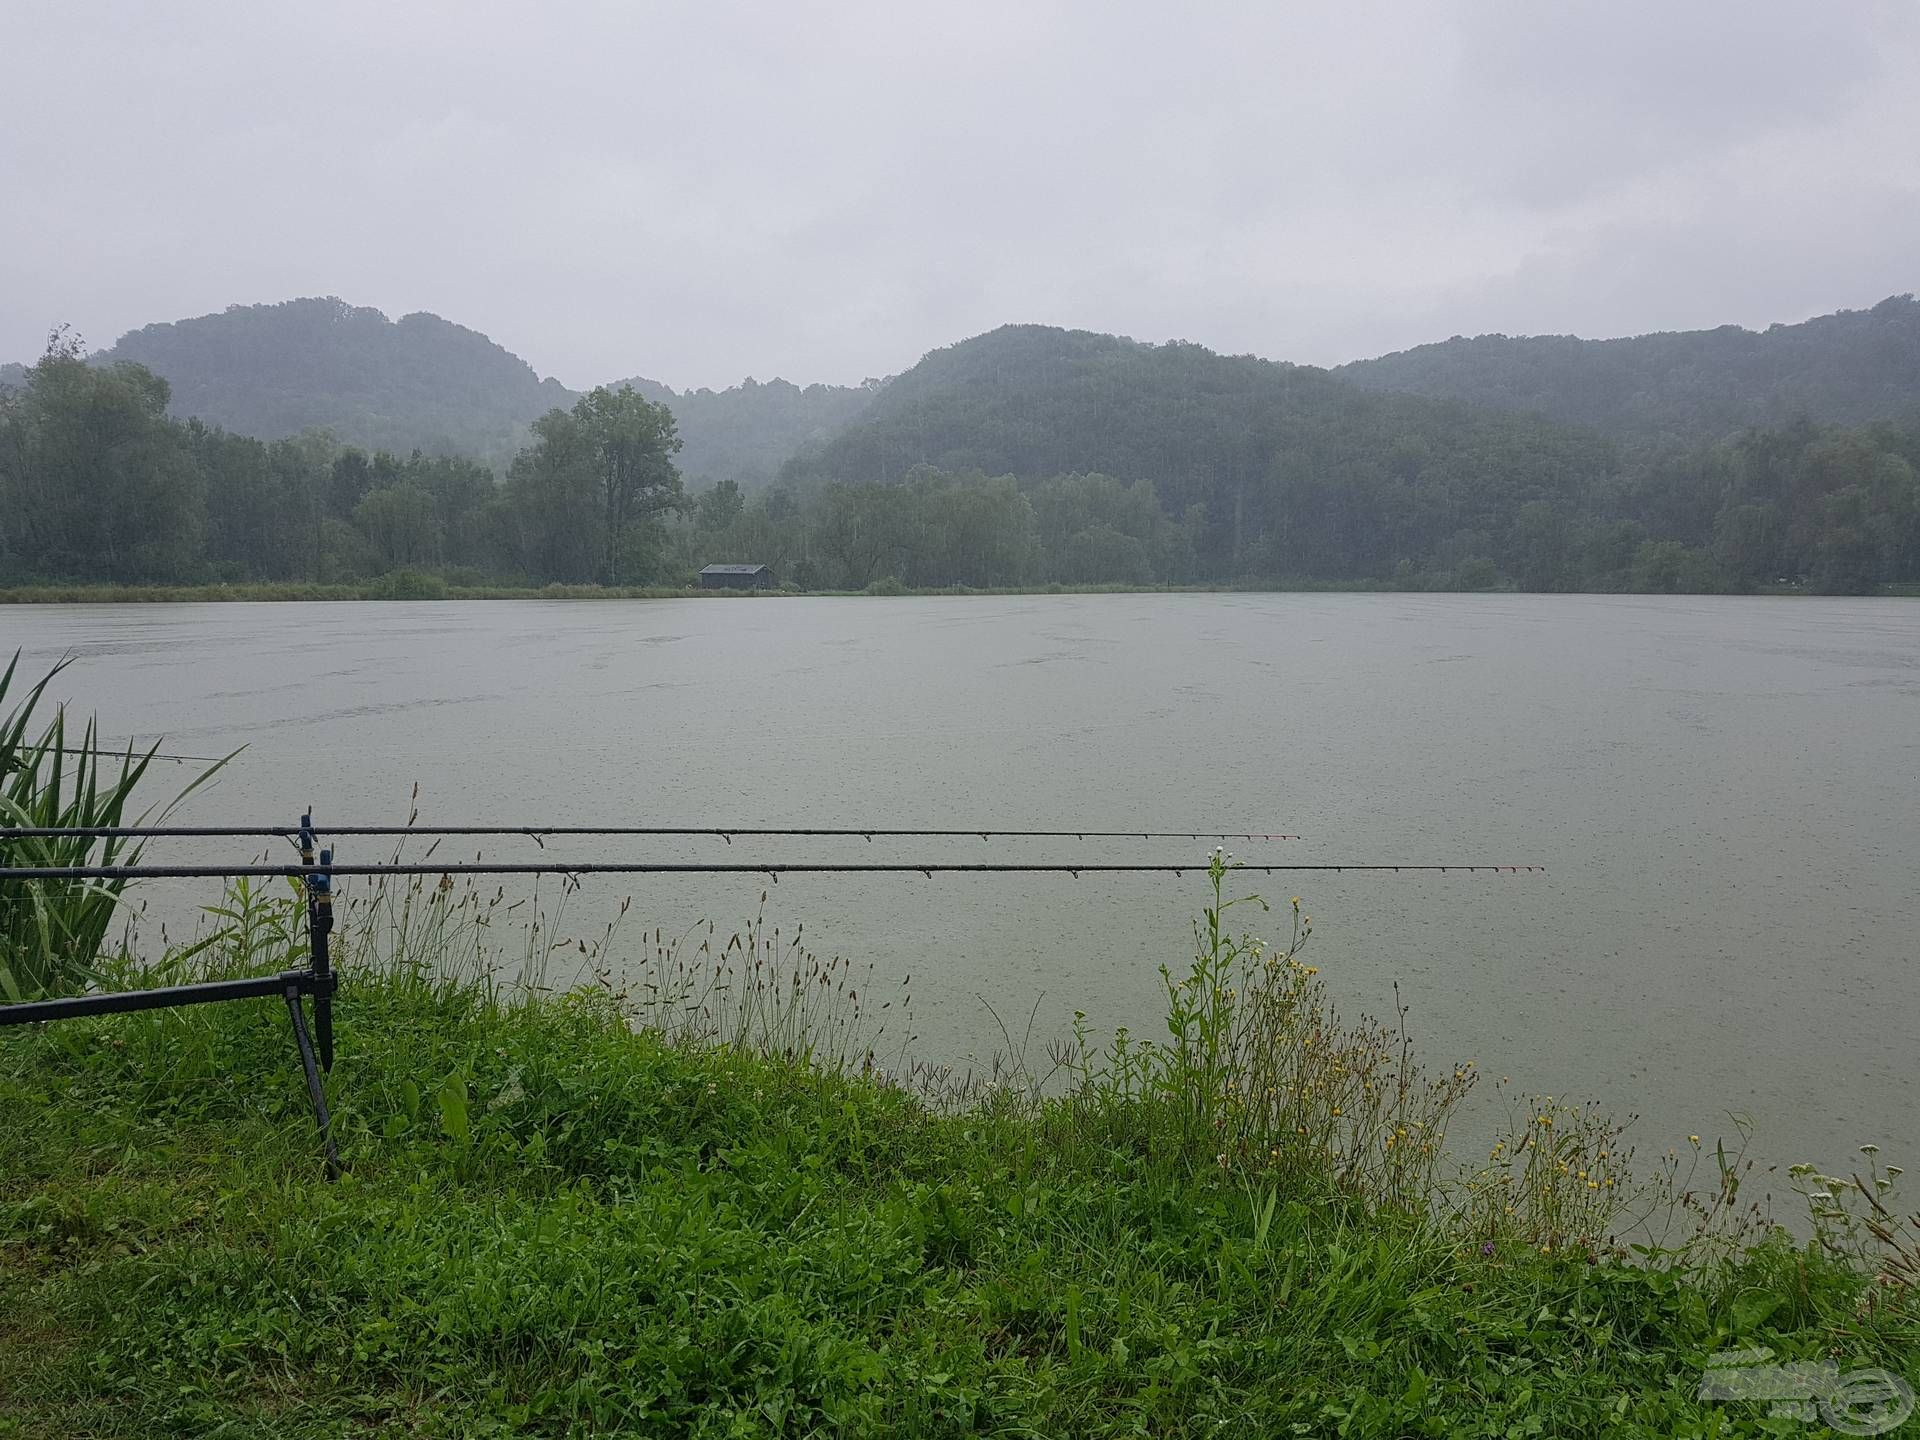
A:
0,341,687,588
2,339,1915,593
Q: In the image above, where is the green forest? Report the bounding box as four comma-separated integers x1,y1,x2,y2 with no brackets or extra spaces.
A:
3,298,1918,594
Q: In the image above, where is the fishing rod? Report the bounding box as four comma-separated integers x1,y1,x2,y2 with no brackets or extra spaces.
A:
0,807,1543,1182
0,825,1301,843
0,861,1543,881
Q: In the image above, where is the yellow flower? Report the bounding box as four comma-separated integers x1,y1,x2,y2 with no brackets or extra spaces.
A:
1689,1135,1701,1145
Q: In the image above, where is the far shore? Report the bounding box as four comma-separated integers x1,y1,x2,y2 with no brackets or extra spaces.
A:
2,580,1915,604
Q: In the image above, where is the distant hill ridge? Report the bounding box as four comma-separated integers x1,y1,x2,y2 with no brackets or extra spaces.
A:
1335,294,1920,444
95,298,571,468
9,290,1920,485
776,322,1619,576
57,297,874,484
609,373,876,489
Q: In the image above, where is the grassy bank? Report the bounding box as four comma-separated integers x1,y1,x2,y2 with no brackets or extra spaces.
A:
2,873,1916,1437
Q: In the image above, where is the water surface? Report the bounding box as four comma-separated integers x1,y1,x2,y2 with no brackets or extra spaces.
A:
7,594,1916,1186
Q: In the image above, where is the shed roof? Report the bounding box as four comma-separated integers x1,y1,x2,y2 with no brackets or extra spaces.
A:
699,563,770,575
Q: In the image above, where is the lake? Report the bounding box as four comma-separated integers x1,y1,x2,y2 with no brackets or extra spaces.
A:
5,594,1916,1194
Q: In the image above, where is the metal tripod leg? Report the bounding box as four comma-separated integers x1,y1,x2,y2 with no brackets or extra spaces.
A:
285,983,342,1180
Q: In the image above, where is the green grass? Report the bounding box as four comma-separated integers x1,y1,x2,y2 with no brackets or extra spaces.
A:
1,872,1915,1437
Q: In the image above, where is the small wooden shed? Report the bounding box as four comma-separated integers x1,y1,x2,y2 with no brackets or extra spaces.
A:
698,563,774,590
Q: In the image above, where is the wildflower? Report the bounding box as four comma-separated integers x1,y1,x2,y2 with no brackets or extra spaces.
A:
1860,1143,1880,1155
1689,1135,1701,1145
1480,1241,1495,1257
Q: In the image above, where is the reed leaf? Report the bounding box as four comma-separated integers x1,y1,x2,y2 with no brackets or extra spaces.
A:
0,650,232,1000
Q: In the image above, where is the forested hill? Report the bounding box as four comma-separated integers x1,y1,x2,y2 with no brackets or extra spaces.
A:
89,298,573,467
58,297,874,484
779,324,1618,575
1336,294,1920,446
611,374,875,489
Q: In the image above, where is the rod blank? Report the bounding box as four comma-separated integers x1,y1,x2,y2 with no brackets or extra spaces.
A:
0,861,1544,881
0,825,1299,841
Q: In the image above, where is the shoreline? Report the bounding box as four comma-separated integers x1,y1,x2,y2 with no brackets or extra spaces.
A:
2,580,1911,604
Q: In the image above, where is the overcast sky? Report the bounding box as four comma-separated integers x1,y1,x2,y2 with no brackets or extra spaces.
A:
5,1,1918,390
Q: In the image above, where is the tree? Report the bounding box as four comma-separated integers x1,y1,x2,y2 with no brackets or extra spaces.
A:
696,478,745,533
354,485,438,570
578,385,684,584
500,386,685,584
0,346,204,582
1508,500,1572,591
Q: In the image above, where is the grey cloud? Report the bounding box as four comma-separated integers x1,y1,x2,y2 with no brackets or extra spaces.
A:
2,0,1914,388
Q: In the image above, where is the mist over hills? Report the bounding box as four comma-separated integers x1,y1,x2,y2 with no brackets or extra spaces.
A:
1336,295,1920,445
43,297,878,487
776,323,1624,579
5,290,1918,592
15,293,1920,591
611,373,876,489
14,292,1918,490
92,299,572,469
